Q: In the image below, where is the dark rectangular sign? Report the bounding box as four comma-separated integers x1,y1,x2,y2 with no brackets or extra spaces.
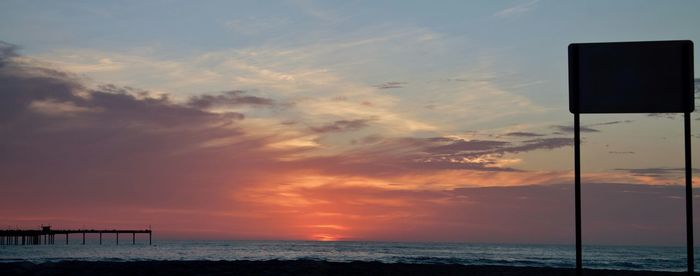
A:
569,40,694,113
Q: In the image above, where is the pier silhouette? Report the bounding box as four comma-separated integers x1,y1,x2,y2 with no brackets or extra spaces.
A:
0,226,152,245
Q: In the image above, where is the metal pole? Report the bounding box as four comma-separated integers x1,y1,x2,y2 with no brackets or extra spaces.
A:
574,112,582,276
685,112,694,275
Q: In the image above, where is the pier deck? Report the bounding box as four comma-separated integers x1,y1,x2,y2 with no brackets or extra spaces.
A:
0,226,152,245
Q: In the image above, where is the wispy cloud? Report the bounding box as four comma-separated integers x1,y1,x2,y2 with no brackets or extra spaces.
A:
373,81,406,89
551,125,599,133
615,167,700,178
494,0,540,18
588,120,633,127
551,120,633,134
504,131,545,137
310,119,371,133
426,139,509,154
33,22,547,138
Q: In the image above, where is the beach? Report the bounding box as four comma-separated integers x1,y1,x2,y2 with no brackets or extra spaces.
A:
0,260,690,276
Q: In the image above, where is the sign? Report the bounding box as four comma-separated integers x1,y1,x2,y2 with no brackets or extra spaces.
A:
569,40,694,114
568,39,695,275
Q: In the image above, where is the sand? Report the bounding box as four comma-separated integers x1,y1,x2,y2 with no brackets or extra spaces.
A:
0,260,691,275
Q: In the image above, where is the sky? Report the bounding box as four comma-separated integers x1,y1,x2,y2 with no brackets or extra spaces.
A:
1,0,700,245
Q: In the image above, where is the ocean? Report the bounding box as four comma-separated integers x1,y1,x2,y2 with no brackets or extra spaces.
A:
0,240,696,272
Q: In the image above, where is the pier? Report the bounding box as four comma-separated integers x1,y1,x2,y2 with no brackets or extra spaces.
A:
0,226,152,245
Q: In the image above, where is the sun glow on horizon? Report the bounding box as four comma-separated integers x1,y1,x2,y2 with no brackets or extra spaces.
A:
312,234,341,242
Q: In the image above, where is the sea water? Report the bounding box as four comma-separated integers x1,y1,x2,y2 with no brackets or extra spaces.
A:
0,240,696,272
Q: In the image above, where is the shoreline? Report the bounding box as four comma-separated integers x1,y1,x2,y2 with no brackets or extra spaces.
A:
0,260,689,275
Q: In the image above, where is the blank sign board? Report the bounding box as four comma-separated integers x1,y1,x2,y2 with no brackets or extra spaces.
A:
569,40,694,113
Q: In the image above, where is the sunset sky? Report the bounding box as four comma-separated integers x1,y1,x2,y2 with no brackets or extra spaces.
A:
1,0,700,245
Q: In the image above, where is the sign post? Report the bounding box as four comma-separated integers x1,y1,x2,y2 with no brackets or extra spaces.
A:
568,40,694,275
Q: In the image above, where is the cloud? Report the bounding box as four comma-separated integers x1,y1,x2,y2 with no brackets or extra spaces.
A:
373,81,406,89
503,131,544,137
417,136,571,157
498,138,573,154
415,137,571,172
552,125,599,133
609,151,635,155
0,41,19,66
552,120,634,134
0,50,88,122
0,42,287,219
29,99,102,115
648,113,678,119
494,0,539,18
32,26,541,138
294,136,573,177
310,119,371,133
588,120,633,127
187,90,276,109
426,139,509,154
615,167,700,178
